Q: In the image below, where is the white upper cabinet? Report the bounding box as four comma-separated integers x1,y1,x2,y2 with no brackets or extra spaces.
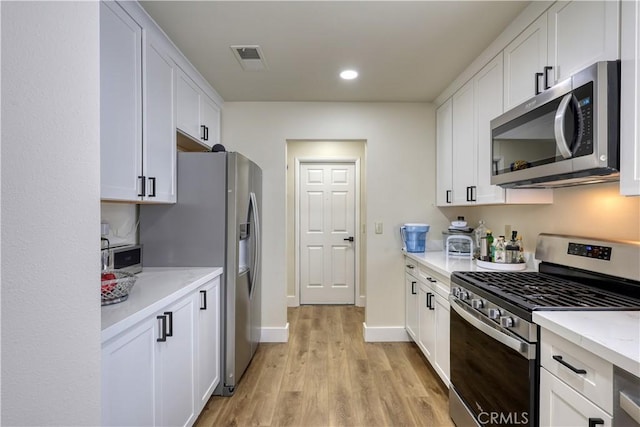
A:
504,1,620,111
621,0,640,196
176,69,221,150
474,53,507,204
436,99,453,205
451,79,476,205
503,14,548,111
101,1,176,203
143,34,176,203
100,1,143,201
547,0,620,85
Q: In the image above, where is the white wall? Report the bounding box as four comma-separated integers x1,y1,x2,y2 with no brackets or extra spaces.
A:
222,102,450,332
1,2,101,425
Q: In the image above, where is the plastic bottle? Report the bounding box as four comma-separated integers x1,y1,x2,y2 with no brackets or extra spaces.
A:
485,230,494,262
495,236,507,263
474,220,487,259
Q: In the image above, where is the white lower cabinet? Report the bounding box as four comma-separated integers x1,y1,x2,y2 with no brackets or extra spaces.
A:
405,256,450,386
539,328,613,427
102,277,220,426
405,272,419,341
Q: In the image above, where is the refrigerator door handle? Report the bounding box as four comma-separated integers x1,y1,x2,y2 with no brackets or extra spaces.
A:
249,191,261,298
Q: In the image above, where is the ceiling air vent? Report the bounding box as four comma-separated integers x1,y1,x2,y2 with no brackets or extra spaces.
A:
231,45,267,71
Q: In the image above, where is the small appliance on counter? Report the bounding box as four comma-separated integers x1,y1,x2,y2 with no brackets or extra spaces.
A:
443,216,474,258
400,223,430,253
101,244,143,274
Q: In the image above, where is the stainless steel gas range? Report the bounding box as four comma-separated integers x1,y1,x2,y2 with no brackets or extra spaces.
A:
448,234,640,427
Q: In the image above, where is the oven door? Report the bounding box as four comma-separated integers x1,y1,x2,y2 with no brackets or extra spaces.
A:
449,297,537,427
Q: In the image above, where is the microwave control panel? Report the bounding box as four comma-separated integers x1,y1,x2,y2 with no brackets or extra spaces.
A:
573,82,594,157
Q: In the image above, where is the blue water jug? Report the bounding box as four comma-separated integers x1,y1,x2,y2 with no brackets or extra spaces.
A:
401,223,430,253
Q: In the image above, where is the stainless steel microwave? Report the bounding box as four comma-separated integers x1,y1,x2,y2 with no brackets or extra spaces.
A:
490,61,620,188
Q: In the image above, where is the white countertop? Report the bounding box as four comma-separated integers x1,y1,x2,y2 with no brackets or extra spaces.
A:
403,250,537,277
101,267,223,342
533,311,640,377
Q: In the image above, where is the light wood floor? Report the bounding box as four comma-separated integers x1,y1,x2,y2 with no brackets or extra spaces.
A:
195,305,454,427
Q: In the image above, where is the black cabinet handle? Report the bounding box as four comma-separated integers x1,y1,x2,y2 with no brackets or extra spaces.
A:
201,125,206,140
343,236,354,242
544,66,553,90
200,290,207,310
406,265,415,270
411,281,416,295
164,311,173,337
470,186,477,202
535,72,544,95
204,126,209,141
552,355,587,374
588,418,604,427
446,190,452,204
157,315,167,342
428,293,435,310
148,177,156,197
466,186,472,202
138,176,146,197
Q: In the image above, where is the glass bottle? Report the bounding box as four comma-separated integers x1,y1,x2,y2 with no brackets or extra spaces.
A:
516,235,525,263
485,230,494,262
495,236,506,263
474,220,487,259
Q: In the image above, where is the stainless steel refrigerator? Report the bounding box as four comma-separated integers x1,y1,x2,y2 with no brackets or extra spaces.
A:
139,151,262,396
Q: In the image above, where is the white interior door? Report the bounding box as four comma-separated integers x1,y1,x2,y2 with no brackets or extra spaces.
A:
299,163,355,304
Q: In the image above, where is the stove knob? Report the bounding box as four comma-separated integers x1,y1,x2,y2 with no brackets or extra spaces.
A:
500,316,514,328
488,308,502,319
452,287,461,298
471,299,484,309
459,291,470,300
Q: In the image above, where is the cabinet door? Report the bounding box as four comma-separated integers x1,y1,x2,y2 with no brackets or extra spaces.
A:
417,284,435,361
157,295,196,427
176,70,202,142
405,274,418,341
102,318,157,426
539,368,612,427
434,293,450,386
100,1,142,201
621,0,640,196
195,278,221,412
200,95,220,149
547,0,619,85
474,53,506,205
436,99,453,206
504,14,548,111
143,34,176,203
451,79,475,205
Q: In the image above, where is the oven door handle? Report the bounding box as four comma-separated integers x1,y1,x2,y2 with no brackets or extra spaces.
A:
554,93,577,159
450,297,534,359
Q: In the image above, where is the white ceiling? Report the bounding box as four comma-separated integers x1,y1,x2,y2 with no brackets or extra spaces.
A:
140,1,530,102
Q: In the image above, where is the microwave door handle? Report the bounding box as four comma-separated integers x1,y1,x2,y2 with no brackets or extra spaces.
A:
554,93,575,159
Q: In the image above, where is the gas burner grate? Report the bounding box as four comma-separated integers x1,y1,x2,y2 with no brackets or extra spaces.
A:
455,271,640,311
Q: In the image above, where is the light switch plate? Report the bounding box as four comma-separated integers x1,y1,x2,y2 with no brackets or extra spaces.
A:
375,222,383,234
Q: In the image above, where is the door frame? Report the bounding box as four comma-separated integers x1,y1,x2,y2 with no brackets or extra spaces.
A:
294,157,361,306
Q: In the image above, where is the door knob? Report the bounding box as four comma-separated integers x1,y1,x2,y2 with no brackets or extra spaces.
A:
343,237,354,242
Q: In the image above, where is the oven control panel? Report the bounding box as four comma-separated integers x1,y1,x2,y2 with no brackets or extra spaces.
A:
567,242,612,261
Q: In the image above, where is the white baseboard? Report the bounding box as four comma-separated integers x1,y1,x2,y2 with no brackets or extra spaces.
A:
260,323,289,343
362,323,411,342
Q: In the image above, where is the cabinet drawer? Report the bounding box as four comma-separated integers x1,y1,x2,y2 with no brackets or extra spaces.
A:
540,329,613,414
405,258,418,277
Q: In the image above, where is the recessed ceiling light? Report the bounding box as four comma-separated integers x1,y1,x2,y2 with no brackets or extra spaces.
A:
340,70,358,80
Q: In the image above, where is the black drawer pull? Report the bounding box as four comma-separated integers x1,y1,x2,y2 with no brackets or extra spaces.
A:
164,311,173,337
157,315,167,342
544,66,553,90
138,176,146,197
411,281,417,295
553,355,586,374
535,72,544,95
200,290,207,310
588,418,604,427
446,190,452,204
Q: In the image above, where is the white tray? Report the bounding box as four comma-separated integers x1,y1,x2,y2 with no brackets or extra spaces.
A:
475,259,527,271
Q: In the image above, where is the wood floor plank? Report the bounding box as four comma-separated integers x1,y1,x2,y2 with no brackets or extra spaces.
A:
195,305,454,427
